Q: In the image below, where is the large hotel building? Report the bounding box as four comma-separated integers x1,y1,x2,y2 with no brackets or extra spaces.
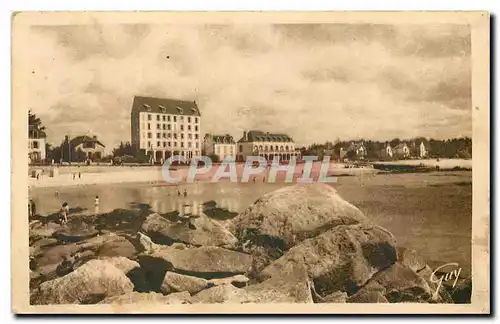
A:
131,96,202,162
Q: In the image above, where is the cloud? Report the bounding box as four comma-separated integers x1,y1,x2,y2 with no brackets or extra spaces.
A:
25,22,472,151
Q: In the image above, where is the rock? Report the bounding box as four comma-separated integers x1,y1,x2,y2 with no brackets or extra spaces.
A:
209,275,250,288
96,235,137,258
161,272,210,295
30,222,61,242
321,291,349,303
397,247,427,273
32,259,134,305
415,265,455,303
33,243,81,276
448,277,472,304
148,246,253,278
192,263,313,304
103,256,140,274
259,224,397,297
136,232,161,253
99,291,191,305
141,213,238,247
30,238,59,256
52,222,99,243
348,262,432,303
244,263,313,303
191,284,248,303
229,183,369,250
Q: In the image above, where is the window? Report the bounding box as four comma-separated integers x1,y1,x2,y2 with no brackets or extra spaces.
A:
162,124,166,130
147,141,151,148
188,125,191,131
163,142,167,148
181,134,184,139
181,142,184,148
173,116,177,122
239,145,243,153
147,132,152,139
188,134,192,140
157,115,160,121
195,134,199,140
168,133,172,138
159,105,166,113
166,124,170,131
265,145,268,151
174,134,177,139
163,133,166,138
167,116,171,122
188,117,191,123
180,116,184,122
168,142,171,147
195,125,199,132
157,141,160,147
285,145,289,151
180,125,184,131
162,115,166,121
188,142,192,148
147,123,151,130
195,117,198,123
148,114,152,121
157,124,160,129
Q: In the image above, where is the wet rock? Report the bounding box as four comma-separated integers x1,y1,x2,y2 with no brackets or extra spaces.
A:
136,232,161,253
30,238,59,256
99,291,191,304
228,183,369,273
33,243,81,276
141,213,238,247
259,224,397,297
347,283,389,303
52,222,99,243
161,272,210,295
30,222,61,242
32,259,134,305
148,246,253,278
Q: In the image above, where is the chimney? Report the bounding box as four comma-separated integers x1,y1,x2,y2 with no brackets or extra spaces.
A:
65,135,69,141
243,131,247,141
92,135,97,140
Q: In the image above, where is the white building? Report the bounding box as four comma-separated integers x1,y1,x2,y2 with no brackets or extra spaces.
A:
131,96,202,163
28,127,46,163
236,130,299,162
203,134,236,161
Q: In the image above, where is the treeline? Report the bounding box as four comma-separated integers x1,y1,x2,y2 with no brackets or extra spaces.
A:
300,137,472,160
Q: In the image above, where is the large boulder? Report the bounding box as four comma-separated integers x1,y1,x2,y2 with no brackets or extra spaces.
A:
32,259,134,305
192,263,313,304
147,246,253,278
96,235,137,258
102,256,149,292
52,222,99,243
99,291,191,305
141,213,238,247
347,262,432,303
228,183,369,273
259,224,397,297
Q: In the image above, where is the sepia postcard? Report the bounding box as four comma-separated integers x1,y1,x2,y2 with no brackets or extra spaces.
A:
12,11,490,314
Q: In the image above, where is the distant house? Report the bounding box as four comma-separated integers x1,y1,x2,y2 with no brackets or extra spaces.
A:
61,135,105,162
203,133,236,161
236,130,298,162
394,143,410,159
28,127,47,163
380,142,393,159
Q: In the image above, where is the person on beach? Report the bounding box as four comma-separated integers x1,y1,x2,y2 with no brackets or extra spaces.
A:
177,189,181,196
253,176,256,183
55,191,59,199
72,173,76,180
59,202,69,225
28,199,36,218
183,189,187,197
94,195,100,215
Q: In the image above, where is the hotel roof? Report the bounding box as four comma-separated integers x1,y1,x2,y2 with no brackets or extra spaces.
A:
131,96,201,116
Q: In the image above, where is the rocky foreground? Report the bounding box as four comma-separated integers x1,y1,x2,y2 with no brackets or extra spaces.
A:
29,183,471,305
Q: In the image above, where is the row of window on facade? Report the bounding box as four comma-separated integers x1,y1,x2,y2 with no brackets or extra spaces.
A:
141,114,199,124
143,141,200,149
248,144,294,152
142,132,200,140
142,123,199,132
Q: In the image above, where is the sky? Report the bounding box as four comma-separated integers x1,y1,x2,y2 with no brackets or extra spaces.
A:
25,23,472,152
